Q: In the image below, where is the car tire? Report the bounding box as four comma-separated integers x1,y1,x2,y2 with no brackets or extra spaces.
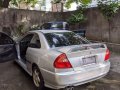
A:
32,66,44,90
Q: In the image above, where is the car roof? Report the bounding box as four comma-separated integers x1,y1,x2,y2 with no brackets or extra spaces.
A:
47,21,67,23
29,30,71,34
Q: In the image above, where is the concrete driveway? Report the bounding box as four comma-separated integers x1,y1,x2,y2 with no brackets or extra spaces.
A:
0,52,120,90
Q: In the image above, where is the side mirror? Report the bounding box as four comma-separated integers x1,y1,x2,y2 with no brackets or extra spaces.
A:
28,43,39,48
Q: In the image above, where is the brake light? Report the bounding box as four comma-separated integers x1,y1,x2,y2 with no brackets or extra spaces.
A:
104,49,110,61
54,53,72,69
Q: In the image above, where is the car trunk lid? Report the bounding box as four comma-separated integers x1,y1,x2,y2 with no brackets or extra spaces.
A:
53,43,107,71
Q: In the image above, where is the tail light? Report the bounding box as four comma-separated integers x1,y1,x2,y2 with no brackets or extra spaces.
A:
54,53,72,69
104,49,110,61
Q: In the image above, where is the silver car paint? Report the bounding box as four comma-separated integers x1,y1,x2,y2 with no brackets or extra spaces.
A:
15,30,110,89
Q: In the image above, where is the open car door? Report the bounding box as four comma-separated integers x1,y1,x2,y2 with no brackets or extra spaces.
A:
0,32,17,63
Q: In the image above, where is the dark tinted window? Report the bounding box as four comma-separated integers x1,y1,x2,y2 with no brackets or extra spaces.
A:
65,23,69,30
0,33,14,45
30,34,41,48
73,30,86,37
42,23,52,29
51,23,63,29
21,34,34,43
42,23,64,30
44,32,90,48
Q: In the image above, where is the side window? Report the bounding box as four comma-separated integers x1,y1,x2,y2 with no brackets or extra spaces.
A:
42,23,51,29
21,34,34,43
19,34,34,58
0,32,14,45
30,34,41,48
51,23,63,29
65,24,69,30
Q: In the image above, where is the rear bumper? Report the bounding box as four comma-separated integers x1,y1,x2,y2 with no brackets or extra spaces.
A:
43,62,110,89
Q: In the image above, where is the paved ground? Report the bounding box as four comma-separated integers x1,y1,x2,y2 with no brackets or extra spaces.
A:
0,52,120,90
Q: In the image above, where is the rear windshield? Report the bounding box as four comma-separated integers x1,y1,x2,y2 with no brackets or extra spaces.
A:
51,23,63,29
44,32,90,48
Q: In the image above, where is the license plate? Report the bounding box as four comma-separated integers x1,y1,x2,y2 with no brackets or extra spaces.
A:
82,56,96,65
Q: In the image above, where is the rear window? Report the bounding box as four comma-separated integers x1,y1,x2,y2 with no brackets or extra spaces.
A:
51,23,63,29
42,23,63,29
44,32,90,48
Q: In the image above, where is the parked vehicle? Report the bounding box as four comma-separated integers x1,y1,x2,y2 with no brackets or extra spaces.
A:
40,22,69,30
0,30,110,90
40,22,86,37
73,30,86,37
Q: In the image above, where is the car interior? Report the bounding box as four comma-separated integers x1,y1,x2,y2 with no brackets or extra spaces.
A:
20,34,34,62
19,34,41,63
30,34,41,48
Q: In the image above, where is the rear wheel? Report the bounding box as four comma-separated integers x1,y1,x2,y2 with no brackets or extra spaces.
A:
32,66,44,90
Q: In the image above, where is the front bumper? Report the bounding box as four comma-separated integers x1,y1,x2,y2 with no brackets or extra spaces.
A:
43,62,110,89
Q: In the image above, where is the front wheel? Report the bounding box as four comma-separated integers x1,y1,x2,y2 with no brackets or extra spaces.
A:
32,66,44,90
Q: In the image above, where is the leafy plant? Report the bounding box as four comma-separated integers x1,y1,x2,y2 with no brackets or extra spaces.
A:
65,0,91,24
10,0,43,8
68,13,87,24
97,0,120,42
67,7,87,24
65,0,92,9
98,0,120,20
17,24,24,36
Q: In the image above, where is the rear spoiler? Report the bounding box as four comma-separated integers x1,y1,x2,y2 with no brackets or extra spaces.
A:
68,43,107,53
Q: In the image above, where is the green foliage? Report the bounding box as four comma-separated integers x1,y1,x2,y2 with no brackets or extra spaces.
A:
81,0,92,5
67,13,87,24
10,0,42,7
17,24,24,36
98,0,120,20
67,8,87,24
66,0,90,24
10,0,20,6
65,0,92,9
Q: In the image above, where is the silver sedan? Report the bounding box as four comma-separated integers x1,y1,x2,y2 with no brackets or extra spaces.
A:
14,30,110,90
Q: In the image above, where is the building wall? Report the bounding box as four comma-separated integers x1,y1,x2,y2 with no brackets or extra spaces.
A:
1,8,120,52
0,8,63,36
62,8,120,52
